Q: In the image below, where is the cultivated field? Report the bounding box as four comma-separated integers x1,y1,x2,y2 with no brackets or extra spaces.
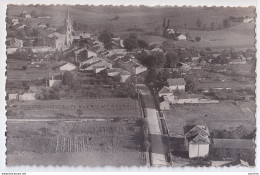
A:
164,102,256,136
7,98,142,119
6,120,147,166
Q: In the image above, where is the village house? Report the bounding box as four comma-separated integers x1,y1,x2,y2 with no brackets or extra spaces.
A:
83,60,112,71
38,16,51,19
58,62,77,71
6,48,19,55
18,92,36,101
79,57,102,68
6,38,23,48
106,68,123,77
11,18,19,25
159,97,170,110
118,57,147,75
8,91,19,100
48,72,63,87
158,86,172,97
38,23,47,29
93,66,107,74
167,28,175,35
184,125,210,158
15,23,26,29
163,95,175,104
119,70,131,83
177,34,187,41
167,78,186,91
112,37,125,48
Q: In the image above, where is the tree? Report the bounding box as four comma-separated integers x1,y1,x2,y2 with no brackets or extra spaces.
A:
31,10,37,18
203,24,207,30
210,22,215,30
76,109,83,117
185,76,197,92
62,71,75,88
196,18,202,28
223,19,231,28
138,39,149,49
98,30,113,49
123,36,139,51
32,28,39,37
195,36,201,42
165,51,179,68
73,20,77,31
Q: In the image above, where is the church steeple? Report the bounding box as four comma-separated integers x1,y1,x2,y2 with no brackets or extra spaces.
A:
64,9,73,48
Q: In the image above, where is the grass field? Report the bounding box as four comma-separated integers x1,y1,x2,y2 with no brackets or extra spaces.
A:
6,120,147,166
164,102,256,136
7,98,142,119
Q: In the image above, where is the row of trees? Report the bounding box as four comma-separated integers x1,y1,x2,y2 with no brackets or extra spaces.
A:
196,18,231,30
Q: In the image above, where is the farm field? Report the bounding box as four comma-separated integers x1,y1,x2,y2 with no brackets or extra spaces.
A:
163,102,256,136
6,120,147,166
7,98,142,119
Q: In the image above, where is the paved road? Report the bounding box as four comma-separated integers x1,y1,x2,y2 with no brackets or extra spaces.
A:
137,84,169,166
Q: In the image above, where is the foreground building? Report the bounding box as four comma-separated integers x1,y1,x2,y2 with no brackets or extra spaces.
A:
184,125,210,158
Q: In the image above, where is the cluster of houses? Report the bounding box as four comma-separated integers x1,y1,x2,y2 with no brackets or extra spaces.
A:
7,9,149,101
229,15,255,23
158,78,219,110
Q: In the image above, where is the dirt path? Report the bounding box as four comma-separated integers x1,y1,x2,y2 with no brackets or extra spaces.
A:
137,84,169,166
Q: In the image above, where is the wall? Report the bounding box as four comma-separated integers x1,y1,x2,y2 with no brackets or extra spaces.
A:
19,93,36,101
173,98,199,104
49,79,62,87
169,85,185,91
189,143,209,158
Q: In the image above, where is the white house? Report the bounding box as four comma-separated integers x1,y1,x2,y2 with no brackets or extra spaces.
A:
8,93,19,100
25,14,31,18
167,29,175,35
163,95,175,104
19,92,36,101
159,100,170,110
58,62,77,71
38,23,47,29
158,86,172,97
167,78,186,91
184,125,210,158
93,66,107,74
186,134,210,158
177,34,187,41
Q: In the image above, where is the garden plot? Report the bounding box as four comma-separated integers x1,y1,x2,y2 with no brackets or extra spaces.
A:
8,98,142,119
6,120,147,166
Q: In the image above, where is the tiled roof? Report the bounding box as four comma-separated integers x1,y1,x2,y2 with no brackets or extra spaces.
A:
159,86,171,94
167,78,186,86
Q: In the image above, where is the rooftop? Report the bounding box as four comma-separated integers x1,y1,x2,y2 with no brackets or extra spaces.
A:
167,78,186,86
